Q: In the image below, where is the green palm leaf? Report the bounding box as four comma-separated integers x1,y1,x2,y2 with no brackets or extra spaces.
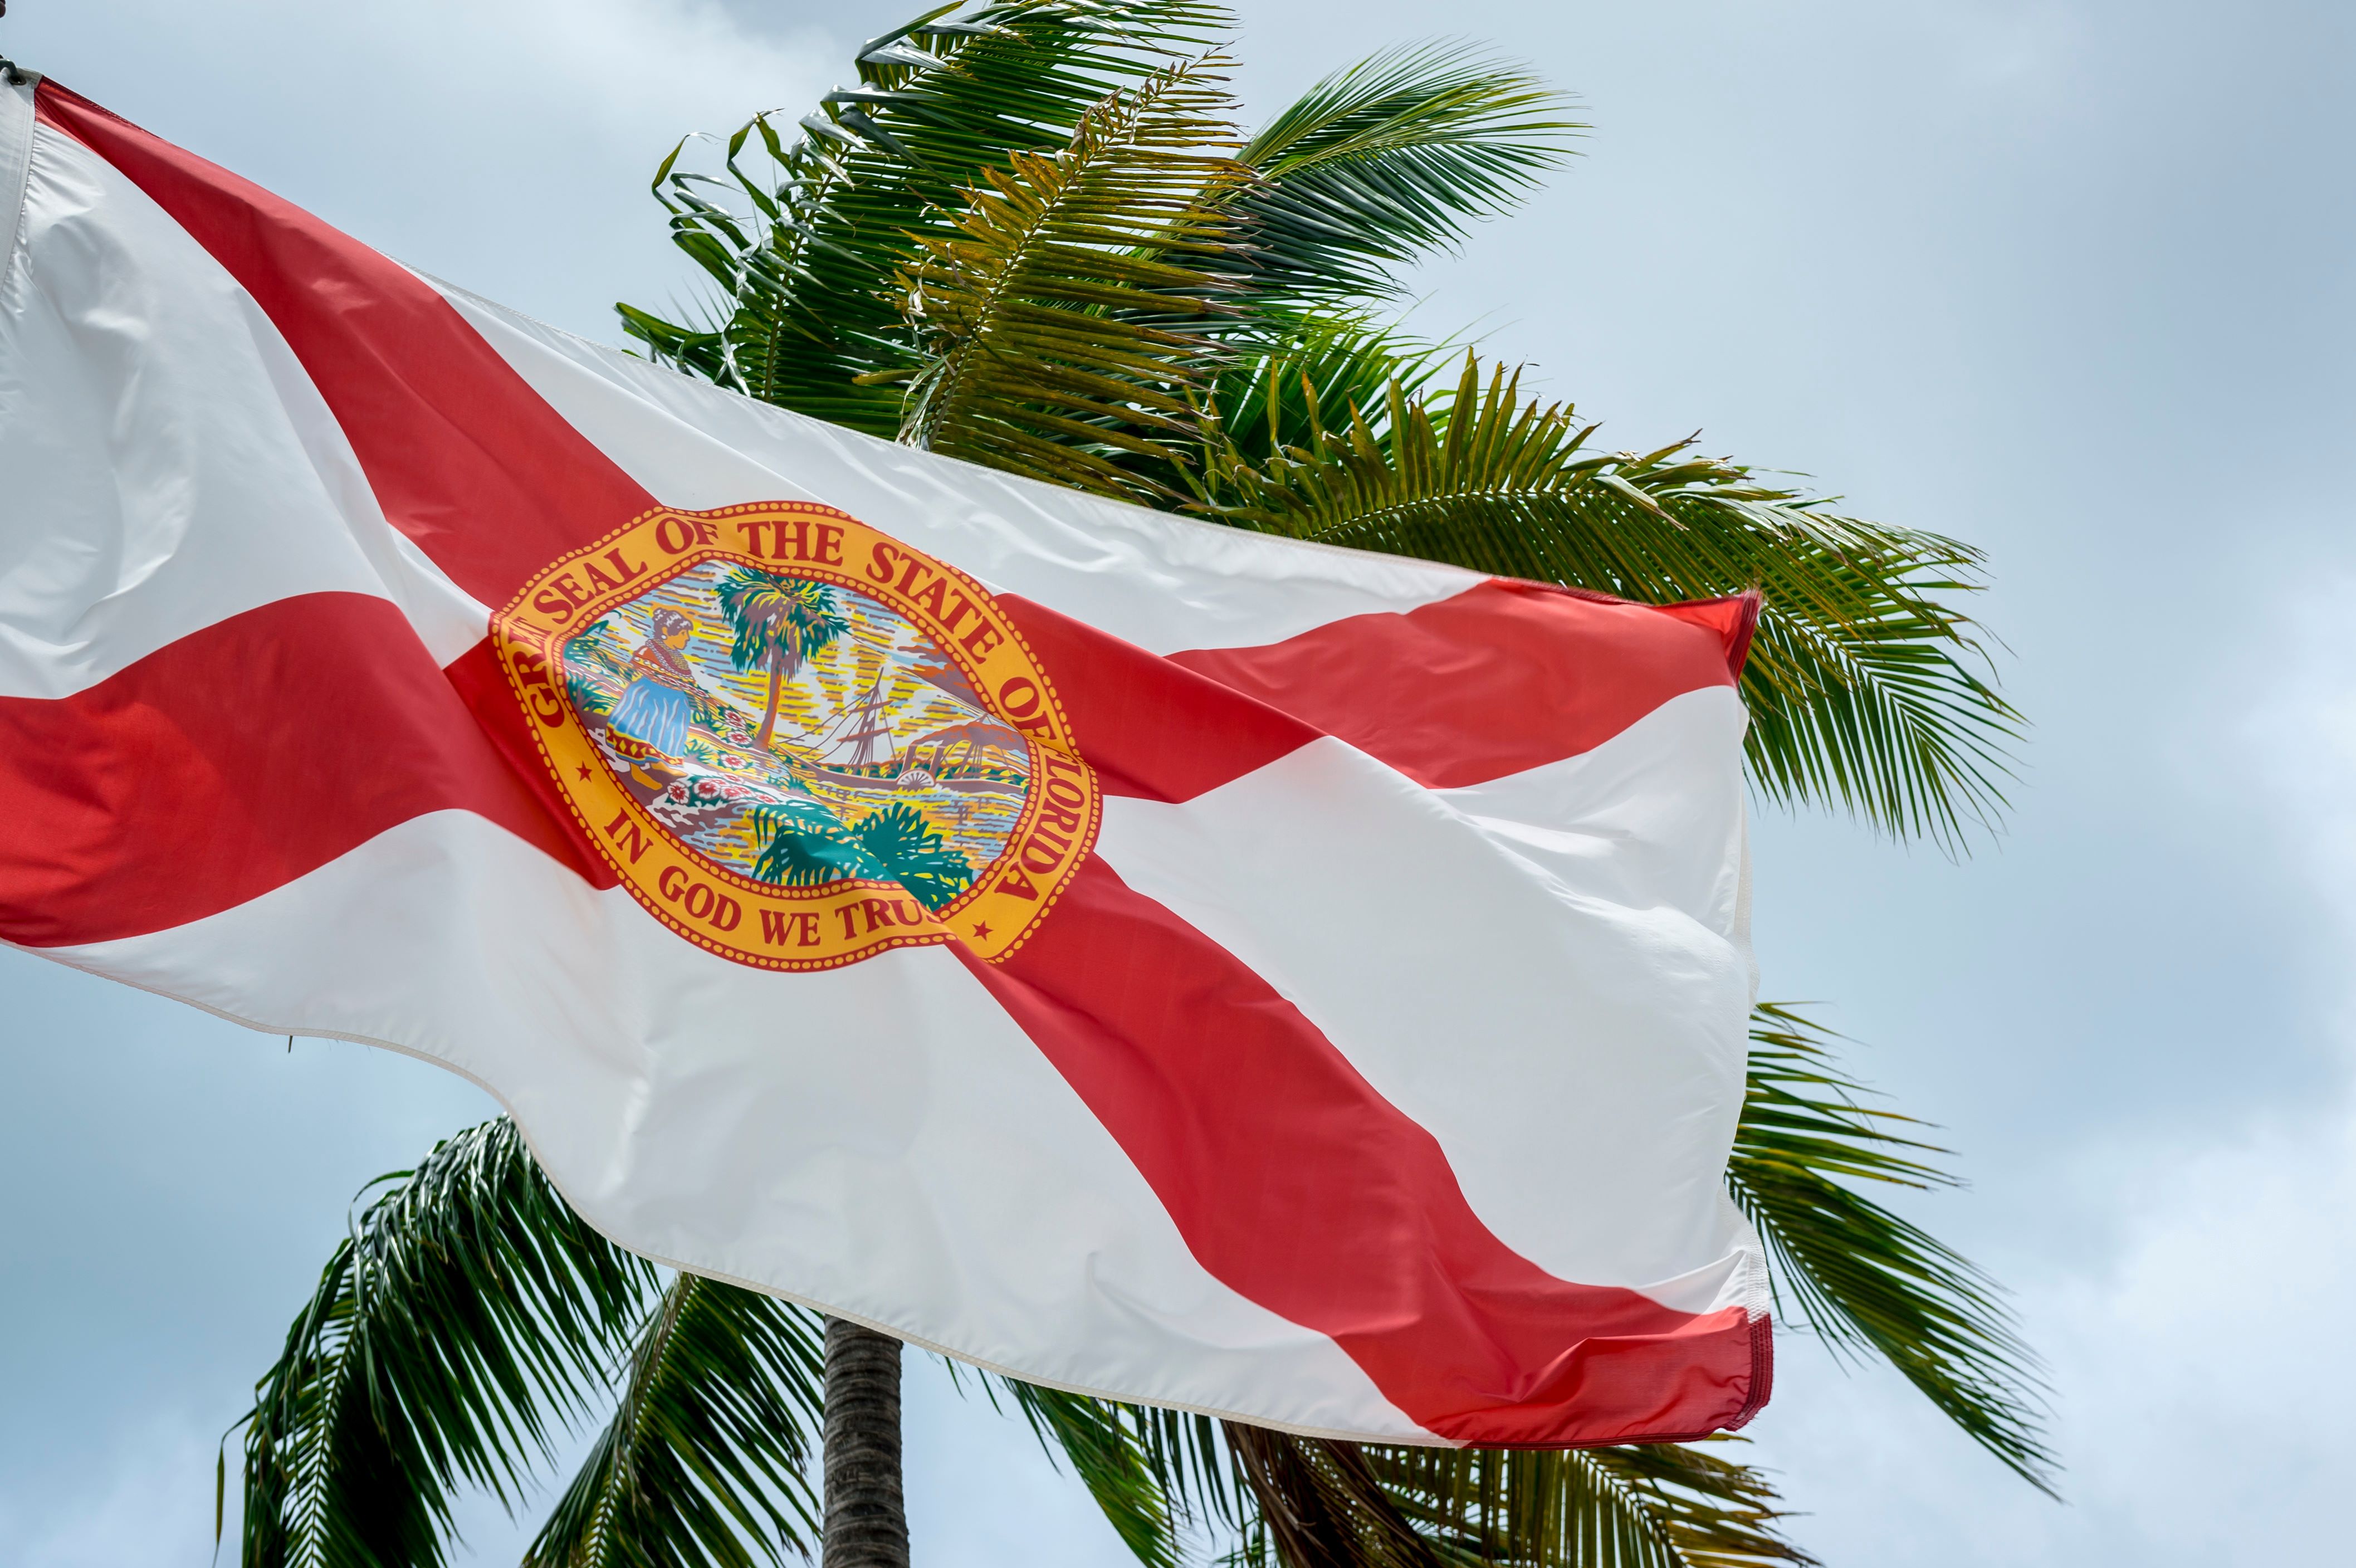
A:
1221,1423,1442,1568
1202,349,2017,846
525,1276,826,1568
623,2,1236,434
236,1119,649,1567
974,1380,1808,1568
1731,1004,2054,1491
895,54,1250,498
1194,312,1451,472
239,1122,833,1568
1216,44,1581,311
1356,1441,1807,1568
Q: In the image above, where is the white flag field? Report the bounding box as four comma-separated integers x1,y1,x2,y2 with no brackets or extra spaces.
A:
0,72,1771,1447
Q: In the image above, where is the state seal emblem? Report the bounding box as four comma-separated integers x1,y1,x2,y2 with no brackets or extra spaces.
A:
491,502,1101,969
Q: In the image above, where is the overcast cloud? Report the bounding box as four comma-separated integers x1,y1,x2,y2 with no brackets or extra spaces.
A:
2,1,2350,1561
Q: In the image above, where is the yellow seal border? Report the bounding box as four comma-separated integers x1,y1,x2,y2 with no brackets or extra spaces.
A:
492,502,1099,970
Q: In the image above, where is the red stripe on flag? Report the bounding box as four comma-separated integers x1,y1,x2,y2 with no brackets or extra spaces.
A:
33,82,654,610
961,856,1764,1445
1001,583,1757,802
1171,581,1756,792
995,595,1321,802
0,594,602,949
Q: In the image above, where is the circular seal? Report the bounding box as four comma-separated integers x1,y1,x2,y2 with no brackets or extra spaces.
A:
491,502,1100,970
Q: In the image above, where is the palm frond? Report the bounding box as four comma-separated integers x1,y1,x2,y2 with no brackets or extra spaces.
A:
1223,1424,1443,1568
525,1276,827,1568
1361,1441,1809,1568
1202,351,2018,847
622,2,1236,433
1731,1004,2055,1491
237,1118,651,1568
1218,44,1581,310
1196,312,1451,471
896,55,1250,499
971,1385,1808,1568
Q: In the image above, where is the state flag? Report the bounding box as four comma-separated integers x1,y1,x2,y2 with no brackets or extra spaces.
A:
0,72,1770,1446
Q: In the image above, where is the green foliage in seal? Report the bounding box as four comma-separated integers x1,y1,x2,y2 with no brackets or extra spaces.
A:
749,797,975,911
849,800,976,910
748,796,878,888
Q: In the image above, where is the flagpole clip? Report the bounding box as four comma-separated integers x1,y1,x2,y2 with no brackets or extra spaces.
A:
0,0,37,90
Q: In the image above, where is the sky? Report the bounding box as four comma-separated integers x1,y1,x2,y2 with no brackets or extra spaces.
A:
2,0,2352,1561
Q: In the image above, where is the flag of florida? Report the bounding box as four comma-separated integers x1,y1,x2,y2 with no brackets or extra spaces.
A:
0,71,1772,1447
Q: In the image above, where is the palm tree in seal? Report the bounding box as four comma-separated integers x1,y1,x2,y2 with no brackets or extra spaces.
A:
228,7,2043,1567
717,568,850,750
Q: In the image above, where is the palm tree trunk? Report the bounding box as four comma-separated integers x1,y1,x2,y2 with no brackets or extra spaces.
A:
823,1317,910,1568
756,643,790,749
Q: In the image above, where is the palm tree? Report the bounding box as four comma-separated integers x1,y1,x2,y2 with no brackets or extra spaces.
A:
716,568,850,749
231,5,2041,1564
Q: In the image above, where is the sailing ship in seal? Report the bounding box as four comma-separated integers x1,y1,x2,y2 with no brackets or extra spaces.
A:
800,660,1030,798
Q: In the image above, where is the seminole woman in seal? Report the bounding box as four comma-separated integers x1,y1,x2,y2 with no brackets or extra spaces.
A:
604,606,702,788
